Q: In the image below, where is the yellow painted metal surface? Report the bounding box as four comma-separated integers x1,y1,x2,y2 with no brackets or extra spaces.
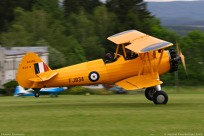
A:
126,36,173,53
16,52,51,88
107,30,173,53
107,30,146,44
16,50,171,89
29,72,58,82
116,73,163,90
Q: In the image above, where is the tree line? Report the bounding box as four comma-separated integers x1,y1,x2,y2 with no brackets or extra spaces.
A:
0,0,203,86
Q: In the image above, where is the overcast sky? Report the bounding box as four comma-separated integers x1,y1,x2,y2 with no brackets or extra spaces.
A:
144,0,201,2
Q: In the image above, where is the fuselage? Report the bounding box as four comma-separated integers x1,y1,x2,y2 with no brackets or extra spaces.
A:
34,50,171,88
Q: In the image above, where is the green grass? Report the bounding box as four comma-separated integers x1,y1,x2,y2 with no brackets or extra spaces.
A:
0,88,204,136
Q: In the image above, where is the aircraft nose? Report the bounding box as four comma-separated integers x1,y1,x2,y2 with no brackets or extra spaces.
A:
168,46,187,75
169,48,179,73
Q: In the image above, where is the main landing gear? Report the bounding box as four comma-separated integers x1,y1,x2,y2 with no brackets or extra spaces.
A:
145,86,168,104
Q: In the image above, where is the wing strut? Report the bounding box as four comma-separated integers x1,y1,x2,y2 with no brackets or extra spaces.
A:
156,49,164,72
138,53,146,76
137,51,162,79
114,44,127,59
147,52,155,78
114,44,120,59
122,43,127,58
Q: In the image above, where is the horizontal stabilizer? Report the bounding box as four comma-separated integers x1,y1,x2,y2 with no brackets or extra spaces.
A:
29,71,58,82
116,74,162,90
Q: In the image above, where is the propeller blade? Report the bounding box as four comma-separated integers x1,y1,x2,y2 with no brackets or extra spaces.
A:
179,51,187,75
176,42,188,75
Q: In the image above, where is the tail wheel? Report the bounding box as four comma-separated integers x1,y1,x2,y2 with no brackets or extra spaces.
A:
145,87,157,101
34,93,40,98
153,91,168,104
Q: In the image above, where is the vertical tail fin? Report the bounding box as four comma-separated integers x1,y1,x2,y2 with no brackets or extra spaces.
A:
16,52,51,88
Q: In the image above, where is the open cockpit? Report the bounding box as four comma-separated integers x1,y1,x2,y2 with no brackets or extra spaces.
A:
104,43,138,64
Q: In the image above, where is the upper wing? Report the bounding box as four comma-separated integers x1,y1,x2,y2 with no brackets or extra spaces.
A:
107,30,173,53
107,30,146,44
115,73,162,90
125,36,173,53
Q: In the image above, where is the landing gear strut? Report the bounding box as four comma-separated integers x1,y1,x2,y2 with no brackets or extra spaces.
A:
145,85,168,104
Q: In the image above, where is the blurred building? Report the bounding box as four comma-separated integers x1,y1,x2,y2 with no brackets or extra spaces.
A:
0,46,48,86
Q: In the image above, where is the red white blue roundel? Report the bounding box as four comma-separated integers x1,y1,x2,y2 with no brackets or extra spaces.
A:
89,71,100,82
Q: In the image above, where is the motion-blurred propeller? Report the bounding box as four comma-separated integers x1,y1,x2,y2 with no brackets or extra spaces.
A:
176,42,188,75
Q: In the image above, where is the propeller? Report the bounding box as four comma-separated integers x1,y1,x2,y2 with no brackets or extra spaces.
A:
175,42,188,75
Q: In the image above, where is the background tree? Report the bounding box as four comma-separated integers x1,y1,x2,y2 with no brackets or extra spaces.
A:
92,5,118,52
0,0,203,86
0,0,34,32
33,0,64,20
105,0,152,32
0,8,86,68
61,36,87,65
179,30,204,85
49,46,67,69
63,0,102,16
1,8,65,47
66,9,105,60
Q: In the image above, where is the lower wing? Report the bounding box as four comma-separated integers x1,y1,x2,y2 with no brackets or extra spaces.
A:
115,74,162,90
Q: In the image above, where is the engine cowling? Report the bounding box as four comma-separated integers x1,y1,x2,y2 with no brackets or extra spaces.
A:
169,48,180,73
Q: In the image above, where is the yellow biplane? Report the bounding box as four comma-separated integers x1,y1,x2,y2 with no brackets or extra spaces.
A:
16,30,186,104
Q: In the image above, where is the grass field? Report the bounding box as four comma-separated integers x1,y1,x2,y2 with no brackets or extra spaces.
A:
0,87,204,136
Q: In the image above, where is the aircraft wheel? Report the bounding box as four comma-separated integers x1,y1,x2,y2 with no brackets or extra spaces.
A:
145,87,157,101
34,93,40,98
153,91,168,104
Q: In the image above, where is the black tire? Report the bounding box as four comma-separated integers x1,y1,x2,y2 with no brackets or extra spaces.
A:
153,91,168,104
34,93,40,98
145,87,157,101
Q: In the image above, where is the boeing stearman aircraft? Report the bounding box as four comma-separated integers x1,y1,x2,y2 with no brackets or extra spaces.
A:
16,30,186,104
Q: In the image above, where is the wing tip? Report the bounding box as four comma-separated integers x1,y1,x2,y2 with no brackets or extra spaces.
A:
140,42,173,53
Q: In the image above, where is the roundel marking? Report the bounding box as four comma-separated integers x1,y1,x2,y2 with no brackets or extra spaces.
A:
89,71,100,82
